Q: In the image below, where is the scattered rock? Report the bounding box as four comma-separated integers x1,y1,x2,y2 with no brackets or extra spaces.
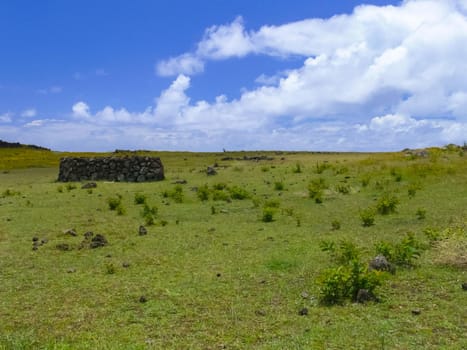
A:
369,255,395,274
139,225,147,236
122,262,130,268
356,289,373,303
32,236,39,242
32,245,38,251
64,228,78,237
298,308,309,316
139,295,148,303
172,179,187,184
300,291,309,299
84,231,94,240
461,282,467,291
206,166,217,176
67,268,76,273
90,234,108,248
411,309,421,315
41,238,48,244
81,182,97,189
216,273,222,277
56,243,71,251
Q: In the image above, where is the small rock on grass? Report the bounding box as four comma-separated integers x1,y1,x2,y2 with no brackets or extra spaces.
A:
122,262,130,268
411,309,421,315
139,296,148,303
461,282,467,291
139,225,147,236
298,308,309,316
64,228,78,237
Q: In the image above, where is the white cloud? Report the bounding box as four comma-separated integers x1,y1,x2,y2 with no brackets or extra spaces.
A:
156,54,204,77
72,101,91,119
37,86,62,95
21,108,37,118
0,112,12,123
10,0,467,151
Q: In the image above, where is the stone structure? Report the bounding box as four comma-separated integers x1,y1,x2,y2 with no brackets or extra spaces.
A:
58,156,164,182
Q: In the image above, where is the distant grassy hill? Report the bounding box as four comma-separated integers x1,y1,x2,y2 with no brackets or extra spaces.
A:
0,139,50,151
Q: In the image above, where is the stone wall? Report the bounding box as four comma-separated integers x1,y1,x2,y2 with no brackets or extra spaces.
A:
58,156,164,182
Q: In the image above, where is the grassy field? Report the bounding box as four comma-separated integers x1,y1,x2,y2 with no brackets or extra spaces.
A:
0,147,466,349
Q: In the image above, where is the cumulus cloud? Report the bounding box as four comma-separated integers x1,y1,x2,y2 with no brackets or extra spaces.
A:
72,102,91,119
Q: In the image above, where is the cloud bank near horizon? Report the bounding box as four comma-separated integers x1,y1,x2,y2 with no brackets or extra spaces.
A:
3,0,467,151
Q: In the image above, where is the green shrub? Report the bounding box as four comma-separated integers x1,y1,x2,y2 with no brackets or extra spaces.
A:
416,208,426,220
212,183,228,190
274,181,284,191
308,178,327,203
318,261,383,305
57,186,63,193
360,208,375,227
423,227,441,245
116,203,126,216
292,163,302,173
212,190,230,201
134,193,147,205
107,196,122,211
262,207,275,222
229,186,250,200
320,240,361,265
66,183,77,191
375,233,423,268
166,185,184,203
315,162,330,174
331,220,341,230
376,194,399,215
264,199,281,208
1,189,20,197
197,185,210,201
141,203,158,225
407,182,421,198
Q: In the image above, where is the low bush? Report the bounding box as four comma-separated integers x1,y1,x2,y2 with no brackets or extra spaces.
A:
318,260,383,305
376,194,399,215
134,193,147,205
360,208,375,227
107,196,122,211
274,181,284,191
197,185,210,201
308,178,327,203
262,207,275,222
375,233,423,268
229,186,250,200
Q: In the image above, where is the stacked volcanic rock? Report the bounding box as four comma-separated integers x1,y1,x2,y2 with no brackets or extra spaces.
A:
58,156,164,182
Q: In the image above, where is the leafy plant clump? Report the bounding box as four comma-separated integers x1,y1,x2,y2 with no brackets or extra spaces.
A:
197,185,210,201
228,186,250,200
360,207,376,227
376,193,399,215
375,233,423,268
318,240,387,305
164,185,184,203
107,195,122,210
308,178,327,203
274,181,285,191
318,261,383,305
141,203,158,225
134,193,147,205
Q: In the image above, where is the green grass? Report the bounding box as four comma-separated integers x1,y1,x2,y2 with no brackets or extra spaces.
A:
0,149,466,349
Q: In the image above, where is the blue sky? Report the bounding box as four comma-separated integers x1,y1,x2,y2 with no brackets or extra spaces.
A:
1,0,467,151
